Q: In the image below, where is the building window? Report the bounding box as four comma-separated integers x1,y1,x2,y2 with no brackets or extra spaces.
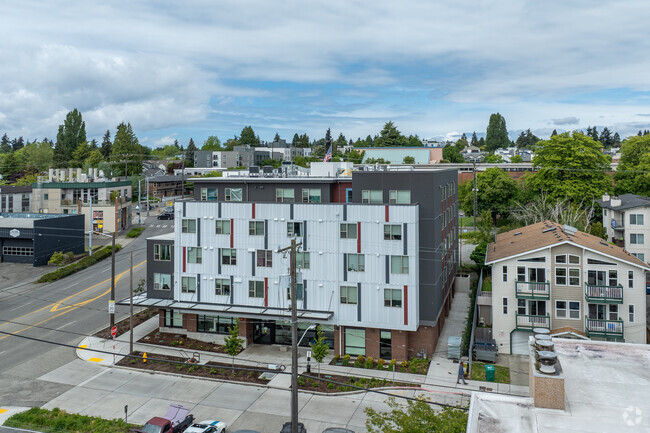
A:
154,244,171,261
390,255,409,274
257,249,273,267
302,188,321,203
517,299,526,314
362,190,382,204
197,315,234,334
249,221,265,236
389,190,411,204
222,248,237,265
181,276,196,293
569,255,580,264
215,220,231,235
628,270,634,288
164,310,183,327
502,297,508,314
384,224,402,240
346,253,365,272
555,268,567,285
340,223,358,239
569,301,580,319
200,187,217,201
249,280,264,298
296,252,310,269
345,188,353,203
340,286,357,304
630,214,644,225
379,330,392,360
632,252,645,262
287,222,303,237
502,266,507,282
225,188,242,202
569,268,580,286
286,283,304,301
384,288,402,307
2,246,34,256
215,279,231,296
276,188,295,203
607,270,618,286
517,266,525,281
44,193,49,200
588,270,606,286
630,233,644,244
344,328,366,357
153,273,171,290
182,219,196,233
609,304,619,321
555,300,567,318
629,305,635,322
187,247,202,264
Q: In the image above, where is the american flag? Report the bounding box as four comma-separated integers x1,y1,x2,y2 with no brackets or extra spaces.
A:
323,144,332,162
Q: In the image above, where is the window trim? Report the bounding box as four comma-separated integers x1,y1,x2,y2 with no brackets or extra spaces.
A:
502,265,507,282
346,253,365,272
296,252,310,269
181,276,196,293
629,304,635,322
383,224,402,241
389,190,411,204
340,223,358,239
248,280,264,298
555,300,567,319
225,187,242,202
301,188,321,203
215,278,231,296
249,221,265,236
383,288,402,308
153,273,171,291
361,190,382,204
187,247,202,264
222,248,237,265
256,249,273,267
390,255,409,274
276,188,295,203
340,285,358,304
154,244,171,261
630,233,645,245
287,222,303,237
628,270,634,289
502,297,508,314
181,219,196,233
215,220,231,235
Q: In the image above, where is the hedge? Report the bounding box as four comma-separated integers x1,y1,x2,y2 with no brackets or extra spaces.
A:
37,244,122,283
4,407,136,433
126,227,145,238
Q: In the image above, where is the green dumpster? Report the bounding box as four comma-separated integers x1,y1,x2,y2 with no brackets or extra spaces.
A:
485,364,495,382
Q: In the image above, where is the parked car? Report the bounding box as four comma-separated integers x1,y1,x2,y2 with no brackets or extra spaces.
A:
280,422,307,433
231,431,261,433
322,429,355,433
157,212,174,220
133,404,194,433
185,420,227,433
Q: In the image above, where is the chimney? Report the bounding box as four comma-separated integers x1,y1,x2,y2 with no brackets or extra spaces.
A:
76,168,82,181
68,168,73,182
48,168,54,182
602,193,610,202
58,169,65,182
528,336,565,410
611,196,622,207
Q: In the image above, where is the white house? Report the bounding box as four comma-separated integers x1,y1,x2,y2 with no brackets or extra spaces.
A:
599,193,650,264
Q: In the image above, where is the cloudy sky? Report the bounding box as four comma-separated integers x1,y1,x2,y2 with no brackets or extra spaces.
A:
1,0,650,148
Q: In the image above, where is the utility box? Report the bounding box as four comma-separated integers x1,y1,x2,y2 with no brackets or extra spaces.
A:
448,336,462,360
485,364,495,382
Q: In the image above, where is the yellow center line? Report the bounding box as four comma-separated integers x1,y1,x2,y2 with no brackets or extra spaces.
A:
0,260,146,341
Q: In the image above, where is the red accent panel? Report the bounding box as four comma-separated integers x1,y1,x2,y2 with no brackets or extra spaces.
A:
230,219,234,248
252,202,256,219
264,277,268,307
357,222,361,253
385,205,389,222
404,285,408,326
182,247,186,272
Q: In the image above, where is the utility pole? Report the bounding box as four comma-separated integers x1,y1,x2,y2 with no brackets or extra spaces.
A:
181,151,185,200
146,178,150,217
138,178,142,225
129,250,134,354
472,157,478,230
124,154,129,178
89,199,93,256
110,230,116,328
278,239,302,433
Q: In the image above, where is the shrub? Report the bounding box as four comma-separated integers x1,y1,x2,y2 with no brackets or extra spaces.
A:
401,361,409,369
126,227,145,238
353,361,361,368
389,359,397,367
311,381,319,388
298,376,306,386
365,356,374,369
356,355,365,364
210,368,217,374
377,358,386,369
38,244,122,283
337,385,346,391
334,354,341,361
327,382,335,389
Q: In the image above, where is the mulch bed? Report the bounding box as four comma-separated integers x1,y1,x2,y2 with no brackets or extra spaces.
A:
138,329,235,354
94,308,159,339
329,357,431,375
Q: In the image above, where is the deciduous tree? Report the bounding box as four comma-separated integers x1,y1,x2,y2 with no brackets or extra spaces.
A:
201,136,222,151
442,144,463,163
614,134,650,196
309,326,330,377
224,320,244,367
54,109,86,168
459,168,520,222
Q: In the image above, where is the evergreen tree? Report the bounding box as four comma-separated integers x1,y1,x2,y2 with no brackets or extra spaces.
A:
239,126,260,146
186,138,197,167
100,130,112,160
90,138,98,150
334,133,347,154
0,134,11,154
274,132,281,142
375,121,408,147
515,129,540,149
54,109,86,168
365,135,374,147
551,129,558,137
478,137,485,147
589,126,599,142
485,113,509,152
292,133,300,147
470,132,478,146
173,139,179,149
110,122,143,176
599,127,612,147
324,128,332,152
613,132,621,146
12,137,24,152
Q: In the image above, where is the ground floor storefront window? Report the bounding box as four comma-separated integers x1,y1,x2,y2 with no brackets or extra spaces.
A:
164,309,183,328
345,328,366,357
197,315,235,334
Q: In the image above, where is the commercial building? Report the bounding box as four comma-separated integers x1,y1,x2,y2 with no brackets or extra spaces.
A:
124,167,459,361
485,221,648,355
599,193,650,264
31,168,133,233
0,185,32,213
0,212,84,266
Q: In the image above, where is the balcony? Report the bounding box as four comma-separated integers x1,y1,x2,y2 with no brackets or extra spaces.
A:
610,220,624,231
585,283,623,304
585,316,624,338
515,281,550,299
515,313,550,331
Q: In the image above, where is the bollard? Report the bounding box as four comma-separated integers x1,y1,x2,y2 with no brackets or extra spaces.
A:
143,352,147,363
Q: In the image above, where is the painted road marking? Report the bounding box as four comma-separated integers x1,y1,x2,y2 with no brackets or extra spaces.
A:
0,409,7,415
79,344,88,349
88,358,103,362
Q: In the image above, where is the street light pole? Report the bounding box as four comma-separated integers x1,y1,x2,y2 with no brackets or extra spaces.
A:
110,230,116,328
138,178,142,225
472,158,478,230
129,250,133,354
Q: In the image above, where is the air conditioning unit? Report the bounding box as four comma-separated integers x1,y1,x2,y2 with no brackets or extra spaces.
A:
479,317,486,327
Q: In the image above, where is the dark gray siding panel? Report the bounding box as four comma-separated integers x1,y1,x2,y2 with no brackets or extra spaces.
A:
146,238,174,300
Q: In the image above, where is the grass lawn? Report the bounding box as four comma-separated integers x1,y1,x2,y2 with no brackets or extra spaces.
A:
459,216,475,227
481,276,492,292
470,362,510,384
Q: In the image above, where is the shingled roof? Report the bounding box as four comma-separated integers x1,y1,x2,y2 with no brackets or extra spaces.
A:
485,220,649,269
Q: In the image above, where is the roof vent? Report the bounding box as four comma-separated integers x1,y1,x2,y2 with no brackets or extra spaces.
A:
542,227,557,233
536,350,558,375
514,232,522,236
562,224,577,235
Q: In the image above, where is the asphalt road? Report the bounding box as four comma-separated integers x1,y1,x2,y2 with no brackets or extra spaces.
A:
0,216,174,405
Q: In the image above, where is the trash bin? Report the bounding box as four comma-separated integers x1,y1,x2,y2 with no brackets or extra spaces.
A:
448,336,462,360
485,364,495,382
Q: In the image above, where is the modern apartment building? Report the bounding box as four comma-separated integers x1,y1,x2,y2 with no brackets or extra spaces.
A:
0,185,32,213
599,193,650,264
31,168,133,233
486,221,649,354
125,168,459,361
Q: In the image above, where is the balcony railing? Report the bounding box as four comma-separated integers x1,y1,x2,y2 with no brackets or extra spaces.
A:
515,313,550,331
585,316,624,338
585,283,623,303
61,197,132,207
611,220,624,231
515,281,550,299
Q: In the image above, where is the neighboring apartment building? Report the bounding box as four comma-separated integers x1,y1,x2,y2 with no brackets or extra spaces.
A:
32,168,133,233
194,146,283,169
486,221,649,354
147,175,191,198
599,193,650,264
124,168,459,361
0,185,32,213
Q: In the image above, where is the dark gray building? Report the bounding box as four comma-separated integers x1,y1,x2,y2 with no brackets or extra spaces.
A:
0,213,85,266
146,233,175,300
0,185,32,213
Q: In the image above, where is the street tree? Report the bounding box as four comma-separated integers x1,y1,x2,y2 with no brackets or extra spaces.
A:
309,326,330,377
614,134,650,196
54,109,86,168
403,156,415,164
365,396,467,433
459,167,521,222
110,122,143,176
375,121,408,147
224,319,244,367
527,132,612,202
202,136,222,151
485,113,509,152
